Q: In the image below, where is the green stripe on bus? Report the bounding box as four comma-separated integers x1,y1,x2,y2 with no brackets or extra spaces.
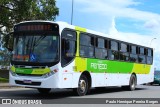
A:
87,59,133,73
75,26,86,57
11,66,16,72
16,68,32,74
76,32,80,56
11,66,51,75
75,57,151,74
75,26,87,32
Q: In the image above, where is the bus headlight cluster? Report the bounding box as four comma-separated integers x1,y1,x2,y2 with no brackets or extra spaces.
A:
42,69,58,78
10,70,17,76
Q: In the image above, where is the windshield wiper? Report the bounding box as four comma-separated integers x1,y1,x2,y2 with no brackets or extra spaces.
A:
34,35,46,47
26,37,30,54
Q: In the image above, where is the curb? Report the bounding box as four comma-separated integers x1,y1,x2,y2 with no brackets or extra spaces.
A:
0,83,24,89
0,83,10,86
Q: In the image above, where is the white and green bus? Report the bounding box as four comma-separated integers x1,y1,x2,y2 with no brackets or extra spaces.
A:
8,21,154,96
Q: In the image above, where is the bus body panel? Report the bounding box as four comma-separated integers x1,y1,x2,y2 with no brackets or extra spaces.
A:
9,71,60,88
9,21,154,91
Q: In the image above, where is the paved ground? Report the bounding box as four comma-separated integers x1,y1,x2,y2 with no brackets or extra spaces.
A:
0,83,23,89
0,84,160,107
0,84,160,98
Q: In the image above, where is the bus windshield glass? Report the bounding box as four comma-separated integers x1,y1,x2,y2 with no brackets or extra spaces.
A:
12,34,59,63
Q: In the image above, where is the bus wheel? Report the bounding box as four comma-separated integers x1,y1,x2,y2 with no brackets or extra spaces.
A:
74,75,88,96
129,74,137,91
37,88,51,94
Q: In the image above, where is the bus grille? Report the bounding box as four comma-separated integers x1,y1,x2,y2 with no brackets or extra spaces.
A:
15,80,41,86
16,73,43,77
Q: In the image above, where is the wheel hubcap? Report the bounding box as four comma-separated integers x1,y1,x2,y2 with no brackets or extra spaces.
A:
79,80,86,93
131,78,135,89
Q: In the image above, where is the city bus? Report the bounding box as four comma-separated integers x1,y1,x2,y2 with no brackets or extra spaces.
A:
8,20,154,96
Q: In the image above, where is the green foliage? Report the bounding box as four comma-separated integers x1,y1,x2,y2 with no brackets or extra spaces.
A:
0,0,59,43
0,77,9,83
0,0,59,65
0,48,11,66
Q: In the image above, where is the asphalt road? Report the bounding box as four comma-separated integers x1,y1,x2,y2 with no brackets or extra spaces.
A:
0,85,160,107
0,85,160,98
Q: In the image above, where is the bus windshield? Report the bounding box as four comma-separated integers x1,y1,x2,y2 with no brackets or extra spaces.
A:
12,34,59,63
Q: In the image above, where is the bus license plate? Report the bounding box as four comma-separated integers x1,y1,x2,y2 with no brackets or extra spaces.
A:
23,80,32,84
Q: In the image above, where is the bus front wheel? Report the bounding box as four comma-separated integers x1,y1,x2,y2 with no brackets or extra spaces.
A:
73,75,89,96
37,88,51,94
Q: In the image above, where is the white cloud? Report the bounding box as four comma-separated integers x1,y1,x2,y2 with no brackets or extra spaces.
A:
144,19,160,35
144,19,160,29
75,0,160,36
76,0,160,21
75,0,160,35
109,17,157,47
59,0,160,69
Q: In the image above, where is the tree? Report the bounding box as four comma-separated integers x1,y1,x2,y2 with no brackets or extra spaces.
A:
0,0,59,66
0,0,59,45
0,48,11,66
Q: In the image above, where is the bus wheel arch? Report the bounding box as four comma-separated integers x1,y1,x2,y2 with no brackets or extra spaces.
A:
122,73,137,91
81,71,92,90
73,71,92,96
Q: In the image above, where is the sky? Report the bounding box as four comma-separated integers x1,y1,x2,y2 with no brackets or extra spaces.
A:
56,0,160,70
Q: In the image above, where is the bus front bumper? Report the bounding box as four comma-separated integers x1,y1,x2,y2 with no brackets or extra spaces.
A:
9,72,60,88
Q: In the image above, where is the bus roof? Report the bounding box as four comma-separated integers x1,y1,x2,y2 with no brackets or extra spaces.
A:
15,20,152,49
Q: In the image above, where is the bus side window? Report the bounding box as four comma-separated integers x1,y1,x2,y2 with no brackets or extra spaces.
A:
62,39,75,57
138,47,146,64
147,48,153,64
80,33,94,58
61,30,77,67
108,40,119,60
119,43,129,61
95,38,108,59
130,54,138,62
130,45,138,63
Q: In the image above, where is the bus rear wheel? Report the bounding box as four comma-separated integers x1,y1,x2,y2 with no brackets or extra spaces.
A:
74,75,89,96
37,88,51,94
129,74,137,91
122,74,137,91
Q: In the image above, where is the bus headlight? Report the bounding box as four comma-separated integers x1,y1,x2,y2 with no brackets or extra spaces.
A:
10,70,17,76
42,69,58,78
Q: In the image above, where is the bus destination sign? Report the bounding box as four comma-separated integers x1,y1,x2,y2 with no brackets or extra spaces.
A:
14,23,59,32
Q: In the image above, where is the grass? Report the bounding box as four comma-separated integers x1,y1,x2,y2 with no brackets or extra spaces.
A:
0,69,9,81
0,77,9,83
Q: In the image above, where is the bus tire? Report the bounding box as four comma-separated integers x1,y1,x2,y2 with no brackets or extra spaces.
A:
122,74,137,91
74,75,88,96
37,88,51,94
129,74,137,91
